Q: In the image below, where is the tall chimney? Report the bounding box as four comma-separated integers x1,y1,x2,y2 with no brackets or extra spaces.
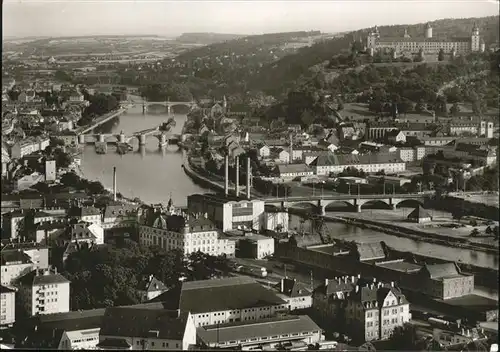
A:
289,134,293,164
224,155,229,196
113,167,117,201
246,157,251,199
235,155,240,197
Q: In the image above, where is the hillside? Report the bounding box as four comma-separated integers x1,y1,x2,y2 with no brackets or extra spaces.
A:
250,16,499,96
175,32,246,45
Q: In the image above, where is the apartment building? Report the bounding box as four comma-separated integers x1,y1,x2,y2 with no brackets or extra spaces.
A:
1,285,16,328
17,267,70,317
1,250,34,286
149,276,289,327
68,206,102,226
275,278,313,311
310,152,406,176
101,203,137,230
277,164,314,180
138,210,235,257
1,242,49,270
98,306,196,351
345,282,411,342
11,136,50,159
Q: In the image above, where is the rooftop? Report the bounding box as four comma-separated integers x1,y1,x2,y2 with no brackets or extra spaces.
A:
196,315,320,345
152,276,287,314
99,307,189,340
376,260,422,273
18,268,70,286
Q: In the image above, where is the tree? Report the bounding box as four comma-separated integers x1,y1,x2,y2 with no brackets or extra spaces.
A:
300,110,315,126
438,48,445,62
449,103,460,116
87,181,105,195
60,172,81,187
54,151,72,169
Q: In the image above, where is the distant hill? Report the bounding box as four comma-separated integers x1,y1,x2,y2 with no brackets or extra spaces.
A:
249,16,499,96
175,32,246,45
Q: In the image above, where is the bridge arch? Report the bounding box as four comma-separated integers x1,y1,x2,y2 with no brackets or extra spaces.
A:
323,200,356,211
359,200,392,210
288,202,320,212
393,199,424,208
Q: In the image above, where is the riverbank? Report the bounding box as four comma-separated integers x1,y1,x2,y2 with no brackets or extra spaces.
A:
329,214,498,254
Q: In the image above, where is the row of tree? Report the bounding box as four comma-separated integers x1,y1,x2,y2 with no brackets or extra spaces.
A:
60,240,231,310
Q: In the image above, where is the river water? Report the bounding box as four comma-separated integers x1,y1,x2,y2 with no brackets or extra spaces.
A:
79,106,499,271
79,105,207,206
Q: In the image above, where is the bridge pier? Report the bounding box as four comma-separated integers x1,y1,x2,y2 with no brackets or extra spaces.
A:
98,134,105,143
391,204,397,210
356,205,362,213
119,132,126,143
159,134,168,148
139,134,147,146
167,105,171,115
319,205,326,216
142,104,146,114
78,134,85,144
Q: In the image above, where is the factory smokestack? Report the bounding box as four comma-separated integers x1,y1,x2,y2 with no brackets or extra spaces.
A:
113,167,117,201
224,155,229,196
235,155,240,197
289,134,293,164
246,157,251,199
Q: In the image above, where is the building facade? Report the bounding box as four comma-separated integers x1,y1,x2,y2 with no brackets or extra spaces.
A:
0,285,16,328
138,210,235,258
187,194,266,232
367,23,483,55
17,267,70,317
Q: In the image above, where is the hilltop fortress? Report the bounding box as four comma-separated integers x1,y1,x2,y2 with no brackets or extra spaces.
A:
366,23,486,56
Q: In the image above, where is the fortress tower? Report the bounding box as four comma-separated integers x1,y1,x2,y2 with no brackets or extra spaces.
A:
471,24,480,52
425,23,433,39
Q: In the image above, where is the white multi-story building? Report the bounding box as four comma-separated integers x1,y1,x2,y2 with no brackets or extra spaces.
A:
1,285,16,328
238,234,275,259
98,307,197,351
187,194,266,232
149,276,289,328
45,160,56,182
138,210,235,258
277,164,314,180
345,282,411,342
1,250,34,286
275,278,313,311
11,136,50,159
17,267,70,317
68,206,102,226
399,147,416,162
310,152,406,176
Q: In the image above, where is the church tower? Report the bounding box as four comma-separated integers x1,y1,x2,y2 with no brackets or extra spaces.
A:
366,26,379,50
471,24,480,52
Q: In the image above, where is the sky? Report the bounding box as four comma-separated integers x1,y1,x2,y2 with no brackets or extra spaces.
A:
3,0,499,39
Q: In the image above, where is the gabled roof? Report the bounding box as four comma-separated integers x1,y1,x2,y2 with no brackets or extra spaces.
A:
1,250,32,265
407,206,431,220
277,164,312,175
354,242,386,261
422,263,460,280
277,278,311,298
152,276,286,314
18,269,70,286
99,307,189,340
140,275,168,293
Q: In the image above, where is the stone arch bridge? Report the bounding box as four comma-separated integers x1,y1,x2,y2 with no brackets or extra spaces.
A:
78,128,183,147
142,100,198,114
264,194,428,215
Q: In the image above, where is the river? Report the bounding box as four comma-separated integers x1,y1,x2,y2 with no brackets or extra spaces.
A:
79,106,498,271
79,105,208,206
289,215,498,270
